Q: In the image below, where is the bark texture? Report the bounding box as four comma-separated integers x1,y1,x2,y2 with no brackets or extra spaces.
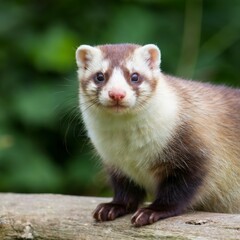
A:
0,193,239,240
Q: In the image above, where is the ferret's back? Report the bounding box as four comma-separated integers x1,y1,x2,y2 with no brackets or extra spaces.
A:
165,75,240,213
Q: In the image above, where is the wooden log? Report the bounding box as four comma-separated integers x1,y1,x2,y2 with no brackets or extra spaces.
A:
0,193,239,239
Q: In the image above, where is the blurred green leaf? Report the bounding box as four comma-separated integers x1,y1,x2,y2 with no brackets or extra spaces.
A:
66,151,102,194
0,133,62,192
103,5,156,43
13,84,58,127
20,26,77,73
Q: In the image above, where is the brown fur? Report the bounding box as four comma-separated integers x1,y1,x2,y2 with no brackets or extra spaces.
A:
98,44,139,69
165,75,240,213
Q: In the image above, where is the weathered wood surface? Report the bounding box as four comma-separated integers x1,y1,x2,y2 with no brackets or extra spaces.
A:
0,194,239,240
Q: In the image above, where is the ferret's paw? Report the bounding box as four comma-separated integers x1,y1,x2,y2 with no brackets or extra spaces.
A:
93,203,127,222
131,208,163,227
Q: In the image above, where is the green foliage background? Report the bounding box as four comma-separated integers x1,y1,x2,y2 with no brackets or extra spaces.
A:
0,0,240,196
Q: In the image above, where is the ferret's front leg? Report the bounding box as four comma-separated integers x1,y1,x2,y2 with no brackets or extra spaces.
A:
131,166,203,227
93,171,146,222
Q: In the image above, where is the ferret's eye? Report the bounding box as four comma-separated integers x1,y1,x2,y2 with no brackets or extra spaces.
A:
95,72,105,84
130,73,139,83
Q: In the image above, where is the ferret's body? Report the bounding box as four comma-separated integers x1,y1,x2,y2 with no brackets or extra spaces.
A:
76,43,240,226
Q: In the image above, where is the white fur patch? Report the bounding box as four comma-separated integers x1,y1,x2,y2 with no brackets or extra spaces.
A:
77,44,179,192
81,74,179,192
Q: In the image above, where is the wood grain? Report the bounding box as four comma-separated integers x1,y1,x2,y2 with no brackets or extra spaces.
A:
0,194,239,239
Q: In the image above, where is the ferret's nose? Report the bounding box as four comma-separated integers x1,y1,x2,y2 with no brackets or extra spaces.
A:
108,90,126,101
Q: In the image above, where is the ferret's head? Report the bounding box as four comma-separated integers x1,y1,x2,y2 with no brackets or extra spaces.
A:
76,44,161,115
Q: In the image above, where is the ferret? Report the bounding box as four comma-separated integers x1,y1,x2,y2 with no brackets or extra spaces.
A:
75,43,240,227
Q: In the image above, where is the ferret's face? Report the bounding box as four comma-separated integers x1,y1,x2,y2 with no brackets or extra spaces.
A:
76,44,161,115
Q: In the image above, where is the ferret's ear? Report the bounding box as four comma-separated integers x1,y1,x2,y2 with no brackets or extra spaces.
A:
138,44,161,69
76,45,100,69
